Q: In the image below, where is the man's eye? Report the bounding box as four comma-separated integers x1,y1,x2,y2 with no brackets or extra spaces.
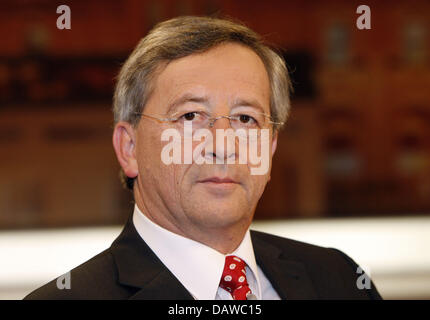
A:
239,114,255,124
182,112,197,121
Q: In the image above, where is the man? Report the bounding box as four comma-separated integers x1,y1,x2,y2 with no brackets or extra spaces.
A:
25,16,381,300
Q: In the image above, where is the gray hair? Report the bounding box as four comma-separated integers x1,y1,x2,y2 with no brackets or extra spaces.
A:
113,15,292,189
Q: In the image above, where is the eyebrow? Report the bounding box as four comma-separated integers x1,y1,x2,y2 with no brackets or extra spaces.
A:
166,93,210,115
166,93,267,115
231,97,267,114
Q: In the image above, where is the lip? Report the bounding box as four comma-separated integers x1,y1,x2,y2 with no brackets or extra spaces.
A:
198,177,239,184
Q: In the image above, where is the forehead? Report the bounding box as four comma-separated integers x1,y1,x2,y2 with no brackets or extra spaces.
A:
147,43,271,113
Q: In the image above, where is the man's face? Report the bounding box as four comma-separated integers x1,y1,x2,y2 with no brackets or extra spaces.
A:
120,43,277,235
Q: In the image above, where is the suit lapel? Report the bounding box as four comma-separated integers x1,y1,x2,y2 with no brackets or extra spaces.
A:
251,231,318,299
110,214,193,300
128,269,193,300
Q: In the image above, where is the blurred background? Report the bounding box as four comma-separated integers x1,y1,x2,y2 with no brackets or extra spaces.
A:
0,0,429,299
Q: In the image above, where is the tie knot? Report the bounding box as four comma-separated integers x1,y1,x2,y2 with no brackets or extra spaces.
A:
219,255,252,300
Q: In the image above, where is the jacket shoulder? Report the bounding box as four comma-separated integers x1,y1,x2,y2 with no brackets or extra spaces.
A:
24,248,135,300
251,229,334,258
251,229,382,299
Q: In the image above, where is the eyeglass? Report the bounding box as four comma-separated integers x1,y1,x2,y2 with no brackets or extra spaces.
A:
135,110,283,131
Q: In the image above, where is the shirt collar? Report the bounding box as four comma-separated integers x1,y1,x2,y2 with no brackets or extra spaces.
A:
132,204,261,300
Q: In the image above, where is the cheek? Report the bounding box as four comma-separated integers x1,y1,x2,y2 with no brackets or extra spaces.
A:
137,135,161,172
136,127,172,184
248,174,270,199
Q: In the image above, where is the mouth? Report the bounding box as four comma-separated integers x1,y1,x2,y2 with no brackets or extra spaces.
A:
197,177,239,184
196,176,241,195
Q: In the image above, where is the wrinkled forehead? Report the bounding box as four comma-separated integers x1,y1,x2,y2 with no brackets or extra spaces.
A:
147,43,271,115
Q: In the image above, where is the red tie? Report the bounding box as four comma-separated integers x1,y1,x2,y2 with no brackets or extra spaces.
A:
219,255,252,300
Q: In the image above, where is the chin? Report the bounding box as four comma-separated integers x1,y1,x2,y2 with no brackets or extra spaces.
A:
189,201,252,229
182,184,253,228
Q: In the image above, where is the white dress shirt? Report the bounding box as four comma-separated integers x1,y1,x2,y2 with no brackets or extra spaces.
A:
132,205,281,300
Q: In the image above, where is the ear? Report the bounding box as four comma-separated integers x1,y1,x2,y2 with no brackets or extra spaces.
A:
112,121,138,179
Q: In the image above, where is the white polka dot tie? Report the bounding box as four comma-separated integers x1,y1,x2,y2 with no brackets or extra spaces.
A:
219,255,252,300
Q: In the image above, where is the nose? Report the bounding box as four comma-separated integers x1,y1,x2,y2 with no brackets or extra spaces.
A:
207,116,237,163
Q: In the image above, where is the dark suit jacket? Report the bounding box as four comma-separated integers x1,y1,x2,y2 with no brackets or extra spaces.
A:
25,214,382,300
